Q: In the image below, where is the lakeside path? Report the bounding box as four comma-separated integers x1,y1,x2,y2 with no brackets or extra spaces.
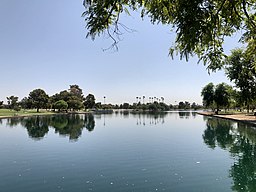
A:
198,112,256,125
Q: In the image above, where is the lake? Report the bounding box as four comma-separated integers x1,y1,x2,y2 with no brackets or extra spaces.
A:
0,111,256,192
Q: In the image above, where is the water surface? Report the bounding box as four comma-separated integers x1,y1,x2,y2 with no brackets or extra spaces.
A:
0,112,255,191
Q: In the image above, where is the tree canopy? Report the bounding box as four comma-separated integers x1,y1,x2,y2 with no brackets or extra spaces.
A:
225,48,256,111
82,0,256,71
28,89,49,112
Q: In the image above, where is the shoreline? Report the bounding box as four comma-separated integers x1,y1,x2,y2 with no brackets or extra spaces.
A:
0,111,92,120
197,111,256,125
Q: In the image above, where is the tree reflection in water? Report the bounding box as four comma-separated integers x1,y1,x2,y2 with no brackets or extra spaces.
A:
21,116,50,140
131,112,167,126
3,114,95,141
178,111,191,119
51,114,86,141
51,114,95,141
203,117,256,192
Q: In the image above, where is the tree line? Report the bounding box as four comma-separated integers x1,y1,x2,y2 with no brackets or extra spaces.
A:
1,85,96,112
0,85,203,112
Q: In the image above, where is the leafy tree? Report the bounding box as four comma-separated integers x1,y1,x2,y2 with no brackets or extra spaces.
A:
214,83,231,113
225,48,256,112
201,83,215,109
82,0,256,71
54,100,68,112
122,103,130,109
202,82,234,113
69,85,84,100
20,97,33,109
6,96,19,110
178,101,185,109
28,89,49,112
67,96,84,111
84,94,96,109
0,101,3,108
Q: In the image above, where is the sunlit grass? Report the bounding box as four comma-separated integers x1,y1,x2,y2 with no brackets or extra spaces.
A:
0,109,55,117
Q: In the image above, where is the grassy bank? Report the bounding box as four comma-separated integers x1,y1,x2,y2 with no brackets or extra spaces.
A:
0,109,55,119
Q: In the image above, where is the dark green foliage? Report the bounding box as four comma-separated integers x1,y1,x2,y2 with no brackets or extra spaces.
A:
178,101,190,109
201,83,215,108
67,96,84,111
28,89,49,112
54,100,68,111
6,96,19,110
49,85,85,111
82,0,256,71
84,94,96,109
225,48,256,112
122,103,130,109
215,83,231,112
20,97,33,109
201,82,233,113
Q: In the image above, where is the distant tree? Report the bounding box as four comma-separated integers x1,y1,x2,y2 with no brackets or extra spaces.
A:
94,102,102,109
6,96,19,110
201,82,234,114
201,83,215,110
54,100,68,112
159,102,170,111
178,101,186,109
69,85,84,101
67,96,83,111
148,103,158,112
214,83,231,113
20,97,33,109
191,102,197,110
122,103,130,109
0,101,3,108
28,89,49,112
184,101,190,109
84,94,96,109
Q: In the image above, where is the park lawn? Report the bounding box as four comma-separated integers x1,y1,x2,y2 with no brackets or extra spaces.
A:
0,109,55,117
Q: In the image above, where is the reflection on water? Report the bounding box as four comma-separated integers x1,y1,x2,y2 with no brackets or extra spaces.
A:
2,114,95,141
132,113,167,126
0,111,199,140
21,116,50,140
3,111,256,191
203,117,256,191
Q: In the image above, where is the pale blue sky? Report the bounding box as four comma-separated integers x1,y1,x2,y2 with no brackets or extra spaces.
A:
0,0,240,105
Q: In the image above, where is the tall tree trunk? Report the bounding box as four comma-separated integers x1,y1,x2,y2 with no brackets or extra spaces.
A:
37,108,39,112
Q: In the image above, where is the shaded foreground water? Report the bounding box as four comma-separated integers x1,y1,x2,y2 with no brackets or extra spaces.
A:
0,112,256,191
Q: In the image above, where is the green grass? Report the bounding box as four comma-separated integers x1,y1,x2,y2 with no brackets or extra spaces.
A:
0,109,55,117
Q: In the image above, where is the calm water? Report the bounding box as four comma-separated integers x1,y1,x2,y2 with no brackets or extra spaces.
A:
0,111,256,192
